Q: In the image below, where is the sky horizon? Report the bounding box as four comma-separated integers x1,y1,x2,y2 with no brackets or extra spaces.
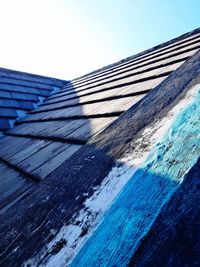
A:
0,0,200,80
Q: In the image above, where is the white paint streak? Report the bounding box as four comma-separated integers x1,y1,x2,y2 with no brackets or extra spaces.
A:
24,84,200,267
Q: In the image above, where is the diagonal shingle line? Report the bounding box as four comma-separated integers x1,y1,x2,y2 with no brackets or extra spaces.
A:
4,132,87,145
15,112,124,125
64,38,200,89
72,31,200,83
0,157,40,184
43,55,188,107
30,89,152,114
40,70,172,109
52,43,200,100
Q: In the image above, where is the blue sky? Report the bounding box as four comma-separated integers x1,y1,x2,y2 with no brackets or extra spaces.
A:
0,0,199,80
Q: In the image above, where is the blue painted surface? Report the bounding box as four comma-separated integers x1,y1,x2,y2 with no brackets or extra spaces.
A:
71,90,200,267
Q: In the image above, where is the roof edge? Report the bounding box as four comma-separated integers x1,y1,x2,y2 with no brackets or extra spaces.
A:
0,49,200,265
74,27,200,80
0,67,69,84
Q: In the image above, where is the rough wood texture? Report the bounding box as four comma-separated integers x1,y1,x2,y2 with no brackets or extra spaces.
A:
0,38,199,265
129,157,200,267
0,68,67,133
91,50,200,158
71,85,200,266
0,162,33,210
72,29,200,82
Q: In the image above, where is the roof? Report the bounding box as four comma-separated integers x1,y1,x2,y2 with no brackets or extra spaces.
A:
0,67,67,134
0,28,200,266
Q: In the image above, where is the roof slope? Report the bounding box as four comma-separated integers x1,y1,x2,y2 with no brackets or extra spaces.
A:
0,68,67,134
0,28,200,266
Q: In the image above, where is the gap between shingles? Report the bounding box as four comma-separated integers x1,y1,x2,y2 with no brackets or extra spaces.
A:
0,88,48,97
44,69,172,104
0,81,53,92
70,34,200,86
0,75,65,88
30,89,151,114
0,96,39,103
0,156,40,184
64,55,188,92
15,112,123,125
4,132,87,145
61,40,200,93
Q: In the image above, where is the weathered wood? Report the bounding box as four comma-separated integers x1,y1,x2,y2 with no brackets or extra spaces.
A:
65,39,200,91
0,67,67,87
0,84,49,96
47,49,192,104
20,94,144,122
0,77,53,90
7,117,118,144
9,119,86,136
0,47,199,266
0,136,34,158
42,76,161,106
71,33,200,85
45,51,192,108
70,85,200,266
90,50,200,158
7,139,51,163
14,142,73,176
33,144,81,179
129,157,200,267
0,162,33,210
67,49,194,92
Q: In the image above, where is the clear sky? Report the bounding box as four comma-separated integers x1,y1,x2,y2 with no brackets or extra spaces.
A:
0,0,199,80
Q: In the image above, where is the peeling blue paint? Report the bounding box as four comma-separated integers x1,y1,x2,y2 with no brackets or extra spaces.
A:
71,89,200,267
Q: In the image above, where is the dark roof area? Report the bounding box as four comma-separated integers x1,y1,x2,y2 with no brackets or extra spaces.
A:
0,67,67,133
0,27,200,266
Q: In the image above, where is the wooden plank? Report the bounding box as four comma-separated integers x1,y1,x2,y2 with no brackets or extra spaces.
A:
48,51,187,102
13,142,72,175
66,117,118,141
43,76,165,108
65,45,198,95
129,159,200,267
0,77,53,90
7,139,51,163
70,87,200,267
9,119,87,136
33,144,81,179
0,69,66,87
0,47,199,266
67,50,190,92
0,136,45,160
71,35,200,85
20,94,144,123
36,58,186,114
0,162,33,210
0,84,50,97
0,107,18,118
8,117,118,144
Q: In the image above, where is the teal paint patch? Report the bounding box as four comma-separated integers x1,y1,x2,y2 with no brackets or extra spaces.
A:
71,89,200,267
